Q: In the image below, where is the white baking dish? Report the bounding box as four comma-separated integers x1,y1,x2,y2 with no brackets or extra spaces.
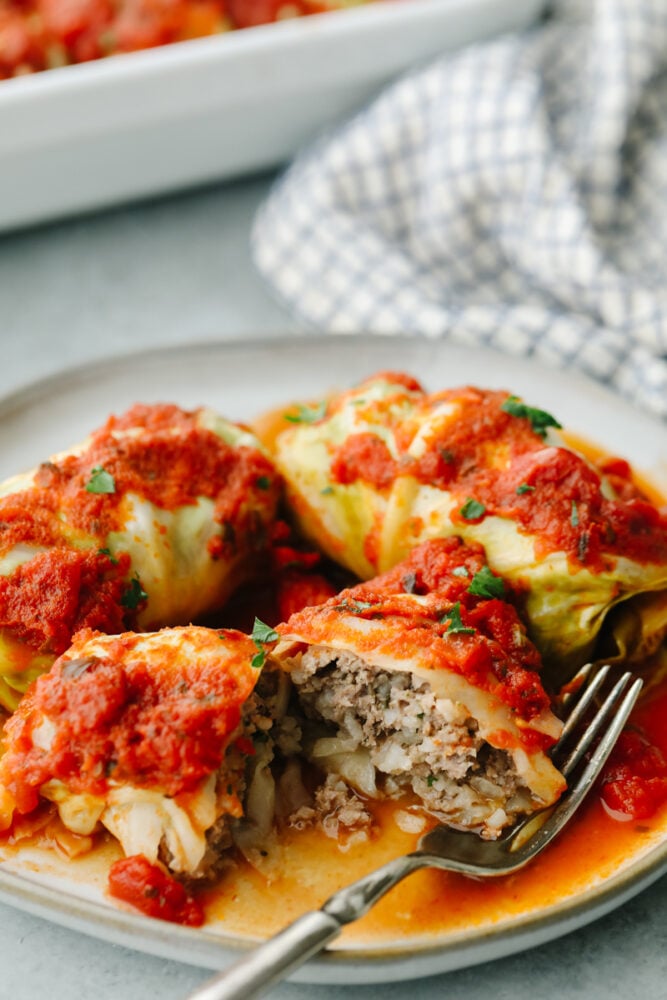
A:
0,0,544,232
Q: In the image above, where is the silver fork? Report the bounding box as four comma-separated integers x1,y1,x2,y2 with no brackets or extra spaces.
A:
186,665,642,1000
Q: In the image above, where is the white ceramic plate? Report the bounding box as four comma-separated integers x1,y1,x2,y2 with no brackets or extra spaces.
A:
0,0,544,232
0,334,665,986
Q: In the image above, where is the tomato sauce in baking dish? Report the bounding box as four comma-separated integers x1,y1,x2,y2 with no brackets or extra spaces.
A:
0,0,370,79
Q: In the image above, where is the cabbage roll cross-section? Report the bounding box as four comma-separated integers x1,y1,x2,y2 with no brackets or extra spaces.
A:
0,404,280,711
0,626,287,884
274,372,667,685
274,539,565,840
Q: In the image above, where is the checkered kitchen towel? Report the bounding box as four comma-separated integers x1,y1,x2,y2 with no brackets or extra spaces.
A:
253,0,667,418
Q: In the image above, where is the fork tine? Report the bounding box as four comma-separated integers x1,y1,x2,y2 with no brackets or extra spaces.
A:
560,671,632,778
517,677,643,863
555,664,611,753
559,661,595,710
547,678,642,827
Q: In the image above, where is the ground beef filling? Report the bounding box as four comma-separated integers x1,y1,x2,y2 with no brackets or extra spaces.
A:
289,646,535,838
164,665,293,881
288,773,376,847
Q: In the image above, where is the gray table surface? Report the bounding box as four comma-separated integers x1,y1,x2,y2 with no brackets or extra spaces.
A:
1,176,666,1000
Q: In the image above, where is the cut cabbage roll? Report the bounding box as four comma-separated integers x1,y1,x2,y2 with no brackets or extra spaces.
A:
0,626,288,878
0,403,280,710
274,372,667,684
274,539,566,840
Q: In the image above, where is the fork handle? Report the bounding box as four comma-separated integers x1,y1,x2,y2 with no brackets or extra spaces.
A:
185,853,425,1000
186,910,341,1000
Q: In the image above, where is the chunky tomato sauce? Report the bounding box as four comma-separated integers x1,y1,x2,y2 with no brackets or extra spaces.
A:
0,549,131,654
325,380,667,572
0,403,277,662
20,403,276,544
331,433,397,491
108,854,204,926
0,0,360,79
279,538,552,730
0,627,257,812
600,687,667,820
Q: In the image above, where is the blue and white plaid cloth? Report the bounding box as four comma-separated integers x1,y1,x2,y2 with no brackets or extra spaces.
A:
252,0,667,418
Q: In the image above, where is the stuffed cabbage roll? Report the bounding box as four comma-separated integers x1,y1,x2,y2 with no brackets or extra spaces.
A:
274,373,667,684
274,539,566,839
0,625,288,879
0,403,280,710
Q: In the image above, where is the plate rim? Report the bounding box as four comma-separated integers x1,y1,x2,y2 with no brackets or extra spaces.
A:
0,332,665,983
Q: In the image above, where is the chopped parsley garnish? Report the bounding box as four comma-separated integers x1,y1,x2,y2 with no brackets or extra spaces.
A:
320,486,335,495
571,499,580,527
251,617,279,669
121,575,148,610
516,483,535,495
467,566,505,600
97,547,119,565
426,774,437,787
459,497,486,521
284,401,328,425
440,602,476,635
252,618,280,644
85,465,116,494
255,476,271,491
501,396,562,439
451,565,470,578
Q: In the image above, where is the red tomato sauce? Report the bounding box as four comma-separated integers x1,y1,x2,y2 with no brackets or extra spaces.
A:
108,854,204,926
0,549,131,654
0,0,364,79
326,384,667,573
279,538,552,730
331,432,397,491
600,688,667,820
275,570,338,622
0,628,255,812
0,404,276,553
417,389,667,570
0,403,278,662
19,405,275,545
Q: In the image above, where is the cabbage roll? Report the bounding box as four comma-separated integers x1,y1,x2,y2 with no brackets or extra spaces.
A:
274,373,667,684
0,625,287,877
0,403,280,710
274,539,566,839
